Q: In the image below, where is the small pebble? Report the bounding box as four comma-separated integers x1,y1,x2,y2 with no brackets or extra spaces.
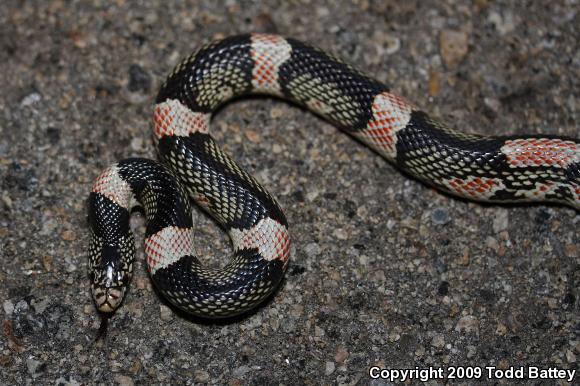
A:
194,370,210,382
486,236,500,252
272,143,283,154
41,255,53,272
333,228,348,240
431,207,450,225
388,331,400,342
130,137,143,151
437,281,449,296
20,92,42,107
303,243,320,257
495,323,508,336
415,345,425,357
15,300,29,313
128,64,151,93
31,298,50,313
372,31,400,57
455,315,479,334
428,69,441,97
232,365,251,377
315,326,325,337
466,345,477,359
484,97,501,113
488,11,516,35
54,377,81,386
3,300,14,316
492,209,509,233
334,347,349,363
325,361,335,375
440,29,469,68
26,357,45,378
290,304,304,318
129,360,142,375
431,334,445,348
114,374,135,386
253,13,278,34
69,28,88,48
564,244,577,258
134,277,149,290
46,127,61,144
61,230,76,241
270,107,283,119
245,130,261,143
159,305,173,321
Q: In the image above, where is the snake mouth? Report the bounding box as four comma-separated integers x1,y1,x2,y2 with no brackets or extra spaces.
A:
92,285,126,313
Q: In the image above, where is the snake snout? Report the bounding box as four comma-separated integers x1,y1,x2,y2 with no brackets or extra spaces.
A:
89,247,133,313
92,285,126,313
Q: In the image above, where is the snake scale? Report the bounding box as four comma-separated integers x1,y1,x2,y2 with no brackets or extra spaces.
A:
88,33,579,319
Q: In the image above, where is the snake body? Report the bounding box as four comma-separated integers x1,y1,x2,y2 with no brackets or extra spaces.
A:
88,33,579,318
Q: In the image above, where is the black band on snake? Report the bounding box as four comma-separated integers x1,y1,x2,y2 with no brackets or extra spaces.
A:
88,33,579,319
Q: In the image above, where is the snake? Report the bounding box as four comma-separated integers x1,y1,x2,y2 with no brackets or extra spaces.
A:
88,33,579,319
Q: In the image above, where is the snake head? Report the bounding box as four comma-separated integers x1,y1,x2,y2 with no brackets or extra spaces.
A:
91,268,128,313
89,241,134,313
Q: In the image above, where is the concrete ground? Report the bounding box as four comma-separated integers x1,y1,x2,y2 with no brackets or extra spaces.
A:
0,0,578,385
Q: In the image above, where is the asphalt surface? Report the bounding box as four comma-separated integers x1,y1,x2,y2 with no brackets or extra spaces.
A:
0,1,578,385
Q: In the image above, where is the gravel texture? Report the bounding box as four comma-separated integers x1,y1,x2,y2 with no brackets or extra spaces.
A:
1,1,578,385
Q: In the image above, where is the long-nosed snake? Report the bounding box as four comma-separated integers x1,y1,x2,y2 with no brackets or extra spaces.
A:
88,33,579,319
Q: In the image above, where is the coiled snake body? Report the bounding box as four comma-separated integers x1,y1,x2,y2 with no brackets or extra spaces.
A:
89,34,579,318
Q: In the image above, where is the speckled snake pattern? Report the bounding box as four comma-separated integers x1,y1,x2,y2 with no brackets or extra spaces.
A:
88,33,580,318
